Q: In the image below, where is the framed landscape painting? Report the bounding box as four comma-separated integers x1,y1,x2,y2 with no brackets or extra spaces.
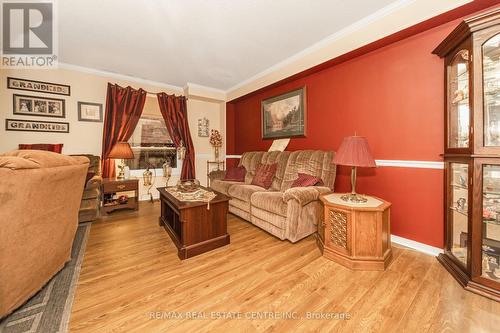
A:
261,87,306,139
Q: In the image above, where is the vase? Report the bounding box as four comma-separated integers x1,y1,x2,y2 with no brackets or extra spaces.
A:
214,146,220,162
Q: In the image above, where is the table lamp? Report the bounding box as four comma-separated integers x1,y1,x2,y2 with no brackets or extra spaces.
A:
108,142,134,179
333,135,376,203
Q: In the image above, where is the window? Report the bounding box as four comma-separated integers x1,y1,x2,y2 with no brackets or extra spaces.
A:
125,96,177,170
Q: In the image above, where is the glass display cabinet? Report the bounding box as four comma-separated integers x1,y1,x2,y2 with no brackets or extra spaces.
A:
433,8,500,301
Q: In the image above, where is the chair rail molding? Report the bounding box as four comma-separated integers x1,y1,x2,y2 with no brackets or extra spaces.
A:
226,156,444,170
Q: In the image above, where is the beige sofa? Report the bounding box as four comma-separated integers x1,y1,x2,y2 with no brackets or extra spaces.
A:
0,150,89,318
210,150,336,242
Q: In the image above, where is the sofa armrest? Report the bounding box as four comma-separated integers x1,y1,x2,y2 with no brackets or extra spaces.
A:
86,175,103,190
208,170,226,182
283,186,331,206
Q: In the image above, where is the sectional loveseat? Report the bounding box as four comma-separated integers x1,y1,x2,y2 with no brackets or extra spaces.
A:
210,150,336,242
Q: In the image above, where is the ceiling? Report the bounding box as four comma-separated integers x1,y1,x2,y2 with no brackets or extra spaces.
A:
59,0,399,91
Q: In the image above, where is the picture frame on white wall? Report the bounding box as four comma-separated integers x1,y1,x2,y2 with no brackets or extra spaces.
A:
7,77,71,96
6,119,70,133
13,94,66,118
198,117,209,137
78,102,103,122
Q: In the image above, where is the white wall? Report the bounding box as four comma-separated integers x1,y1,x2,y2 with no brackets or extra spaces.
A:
187,97,226,187
0,68,226,200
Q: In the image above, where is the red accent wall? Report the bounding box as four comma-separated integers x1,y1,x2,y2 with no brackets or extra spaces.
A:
226,3,500,248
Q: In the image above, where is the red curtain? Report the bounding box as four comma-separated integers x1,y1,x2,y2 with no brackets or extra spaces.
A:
157,93,195,180
101,83,146,178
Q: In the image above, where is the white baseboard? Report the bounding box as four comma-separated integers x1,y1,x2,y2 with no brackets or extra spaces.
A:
391,235,443,257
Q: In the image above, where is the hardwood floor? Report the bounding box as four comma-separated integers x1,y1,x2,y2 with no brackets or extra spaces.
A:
70,202,500,332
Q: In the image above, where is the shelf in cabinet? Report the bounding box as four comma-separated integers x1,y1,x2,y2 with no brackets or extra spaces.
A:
483,191,500,196
484,219,500,226
450,207,468,216
452,98,469,106
452,184,468,190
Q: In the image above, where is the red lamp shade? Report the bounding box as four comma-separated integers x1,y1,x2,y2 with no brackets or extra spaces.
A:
333,136,376,168
108,142,134,159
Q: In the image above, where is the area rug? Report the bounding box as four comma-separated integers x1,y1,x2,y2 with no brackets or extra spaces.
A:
0,223,91,333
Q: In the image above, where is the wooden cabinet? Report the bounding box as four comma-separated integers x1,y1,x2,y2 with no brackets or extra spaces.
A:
318,193,392,271
433,8,500,301
158,187,230,259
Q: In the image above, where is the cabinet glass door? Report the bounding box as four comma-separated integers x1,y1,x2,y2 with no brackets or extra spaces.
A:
448,50,470,149
482,164,500,282
483,34,500,147
449,163,469,266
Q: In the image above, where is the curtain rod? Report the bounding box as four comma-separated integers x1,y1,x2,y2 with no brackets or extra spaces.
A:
111,83,187,99
145,91,188,100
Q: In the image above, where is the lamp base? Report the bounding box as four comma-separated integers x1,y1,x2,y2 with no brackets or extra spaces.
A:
340,193,368,203
116,160,126,179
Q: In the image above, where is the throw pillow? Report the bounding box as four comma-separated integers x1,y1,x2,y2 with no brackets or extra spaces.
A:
18,143,63,153
251,163,277,189
224,166,246,182
291,173,324,187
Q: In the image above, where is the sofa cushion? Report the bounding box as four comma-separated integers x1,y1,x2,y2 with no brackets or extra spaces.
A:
251,210,287,236
228,184,266,202
251,163,277,189
251,191,287,217
283,186,331,206
71,154,101,174
281,150,336,191
211,179,242,196
224,166,246,182
260,151,290,191
239,152,265,184
291,173,324,187
0,150,89,169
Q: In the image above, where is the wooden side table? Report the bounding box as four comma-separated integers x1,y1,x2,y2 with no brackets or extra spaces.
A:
318,193,392,271
102,178,139,214
206,160,225,187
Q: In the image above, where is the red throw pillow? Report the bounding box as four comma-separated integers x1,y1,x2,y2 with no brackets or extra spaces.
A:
19,143,63,153
251,163,277,189
291,173,324,187
224,166,246,182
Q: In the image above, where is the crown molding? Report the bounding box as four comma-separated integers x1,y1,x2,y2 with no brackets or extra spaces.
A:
58,62,184,93
184,82,226,102
57,0,472,101
226,0,472,101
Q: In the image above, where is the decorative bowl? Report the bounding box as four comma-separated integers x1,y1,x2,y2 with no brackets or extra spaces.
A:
176,179,200,193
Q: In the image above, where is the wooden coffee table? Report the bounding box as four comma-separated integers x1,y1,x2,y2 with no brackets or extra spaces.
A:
157,186,230,259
